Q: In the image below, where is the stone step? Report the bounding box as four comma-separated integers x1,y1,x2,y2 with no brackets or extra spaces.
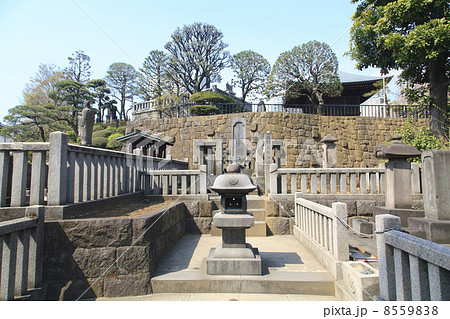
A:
151,271,335,296
211,221,267,237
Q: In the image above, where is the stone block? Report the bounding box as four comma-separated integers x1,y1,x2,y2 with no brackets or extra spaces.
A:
352,219,373,237
266,217,293,235
72,247,117,278
186,217,212,234
199,200,213,217
55,218,133,249
103,273,151,297
265,200,279,217
184,200,199,217
117,246,150,275
356,200,376,216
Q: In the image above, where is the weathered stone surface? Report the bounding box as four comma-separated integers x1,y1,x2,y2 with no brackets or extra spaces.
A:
265,200,279,217
356,200,376,216
72,247,117,278
117,246,150,275
199,200,213,217
266,217,293,235
184,200,199,217
46,278,104,300
186,217,212,234
104,273,151,297
48,218,133,249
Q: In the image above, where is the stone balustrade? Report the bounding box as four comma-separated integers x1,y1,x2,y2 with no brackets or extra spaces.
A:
0,132,188,213
376,214,450,301
293,194,348,278
269,164,423,196
0,206,44,300
145,165,207,195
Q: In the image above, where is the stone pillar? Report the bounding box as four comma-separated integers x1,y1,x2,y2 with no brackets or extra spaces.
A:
231,117,247,165
78,103,95,146
264,132,273,193
215,132,224,175
376,214,402,301
48,132,68,206
254,132,264,177
320,134,338,168
422,150,450,220
385,160,413,209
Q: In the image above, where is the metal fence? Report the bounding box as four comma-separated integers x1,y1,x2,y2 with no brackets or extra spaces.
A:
133,101,429,119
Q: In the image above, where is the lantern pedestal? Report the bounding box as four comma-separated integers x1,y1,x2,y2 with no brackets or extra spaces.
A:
206,164,262,275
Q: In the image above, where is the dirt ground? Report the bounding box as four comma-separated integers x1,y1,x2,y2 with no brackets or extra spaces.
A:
82,199,175,219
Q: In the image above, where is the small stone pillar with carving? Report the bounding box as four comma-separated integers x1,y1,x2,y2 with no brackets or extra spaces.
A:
320,134,338,168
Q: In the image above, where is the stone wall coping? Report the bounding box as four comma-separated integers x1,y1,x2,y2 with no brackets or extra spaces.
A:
277,167,385,174
385,230,450,270
0,216,38,236
0,142,50,151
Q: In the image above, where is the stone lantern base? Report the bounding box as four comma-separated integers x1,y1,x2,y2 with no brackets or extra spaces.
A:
206,245,262,275
206,212,262,275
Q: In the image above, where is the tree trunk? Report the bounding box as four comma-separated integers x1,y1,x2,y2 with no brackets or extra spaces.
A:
121,92,127,121
429,58,449,137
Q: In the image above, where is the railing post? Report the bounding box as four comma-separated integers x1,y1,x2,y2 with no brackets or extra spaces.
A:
199,164,207,194
48,132,68,206
30,151,47,205
10,150,28,207
0,151,11,207
269,163,278,194
0,232,18,300
376,214,401,301
332,202,348,261
25,206,44,289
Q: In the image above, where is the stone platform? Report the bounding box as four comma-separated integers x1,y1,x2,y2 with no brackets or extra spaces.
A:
149,234,335,297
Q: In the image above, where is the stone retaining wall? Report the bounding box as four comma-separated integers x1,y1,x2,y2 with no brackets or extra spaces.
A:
130,112,428,168
43,202,186,300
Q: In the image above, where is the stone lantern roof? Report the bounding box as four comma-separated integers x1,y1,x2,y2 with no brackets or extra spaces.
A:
374,134,420,160
209,164,256,195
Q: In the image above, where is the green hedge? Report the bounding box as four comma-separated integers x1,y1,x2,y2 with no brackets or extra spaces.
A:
189,91,235,104
189,105,220,116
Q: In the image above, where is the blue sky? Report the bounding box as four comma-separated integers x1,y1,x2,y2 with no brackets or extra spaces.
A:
0,0,380,120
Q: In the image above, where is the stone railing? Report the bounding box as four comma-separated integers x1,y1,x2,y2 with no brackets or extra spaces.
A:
0,132,188,214
0,142,50,208
269,164,423,196
145,165,207,195
376,214,450,301
0,206,44,300
293,194,348,278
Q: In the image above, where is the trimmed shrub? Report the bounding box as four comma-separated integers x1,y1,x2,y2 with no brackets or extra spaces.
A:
116,126,126,135
108,133,122,141
92,129,111,139
93,123,108,132
92,136,108,148
190,105,220,116
189,91,235,104
107,139,122,151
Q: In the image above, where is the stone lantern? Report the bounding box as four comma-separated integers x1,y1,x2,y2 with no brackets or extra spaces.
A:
206,163,262,275
373,134,423,225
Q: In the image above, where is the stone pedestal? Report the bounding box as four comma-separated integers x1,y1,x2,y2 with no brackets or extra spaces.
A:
207,164,262,276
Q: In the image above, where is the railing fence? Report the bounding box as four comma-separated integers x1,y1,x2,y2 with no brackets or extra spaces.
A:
376,214,450,301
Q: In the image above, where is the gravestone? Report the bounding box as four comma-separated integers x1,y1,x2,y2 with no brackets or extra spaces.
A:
231,117,247,165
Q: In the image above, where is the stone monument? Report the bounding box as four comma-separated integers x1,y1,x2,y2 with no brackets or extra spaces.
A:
320,134,338,168
78,101,96,146
373,134,424,226
206,164,262,275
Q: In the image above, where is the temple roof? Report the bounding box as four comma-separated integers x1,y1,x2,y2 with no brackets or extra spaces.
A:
338,71,387,84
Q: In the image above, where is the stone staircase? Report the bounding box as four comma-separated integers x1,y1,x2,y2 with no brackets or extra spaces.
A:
210,195,267,237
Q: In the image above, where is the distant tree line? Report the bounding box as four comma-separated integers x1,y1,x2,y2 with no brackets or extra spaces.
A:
4,2,447,143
